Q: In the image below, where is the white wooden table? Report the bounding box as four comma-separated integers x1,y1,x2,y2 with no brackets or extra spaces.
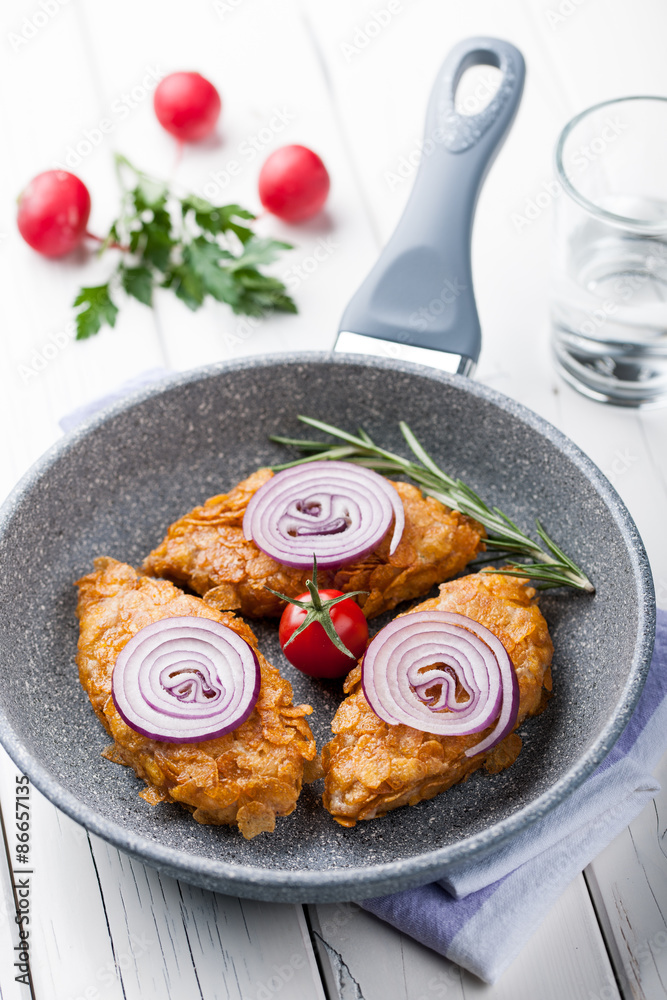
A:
1,1,667,997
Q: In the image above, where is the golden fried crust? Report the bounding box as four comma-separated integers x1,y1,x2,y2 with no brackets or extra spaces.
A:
76,557,317,839
321,572,554,827
142,469,484,620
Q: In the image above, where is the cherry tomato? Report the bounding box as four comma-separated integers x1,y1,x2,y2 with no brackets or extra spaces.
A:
279,589,368,679
258,144,330,222
17,170,91,258
153,72,221,142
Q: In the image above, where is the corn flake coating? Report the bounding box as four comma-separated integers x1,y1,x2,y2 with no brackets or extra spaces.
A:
322,572,554,827
76,557,318,839
143,469,484,619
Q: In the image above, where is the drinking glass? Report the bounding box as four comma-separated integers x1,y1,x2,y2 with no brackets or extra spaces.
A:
552,96,667,407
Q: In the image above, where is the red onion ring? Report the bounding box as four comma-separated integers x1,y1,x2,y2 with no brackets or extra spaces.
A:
361,611,519,757
112,617,261,743
243,461,405,569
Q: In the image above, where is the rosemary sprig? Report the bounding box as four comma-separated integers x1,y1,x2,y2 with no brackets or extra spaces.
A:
270,417,594,594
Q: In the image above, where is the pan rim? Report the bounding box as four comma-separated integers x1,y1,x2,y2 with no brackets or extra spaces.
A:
0,352,656,902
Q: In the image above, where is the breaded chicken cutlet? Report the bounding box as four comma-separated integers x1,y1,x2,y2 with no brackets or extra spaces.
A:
143,468,484,619
76,557,318,839
322,572,553,827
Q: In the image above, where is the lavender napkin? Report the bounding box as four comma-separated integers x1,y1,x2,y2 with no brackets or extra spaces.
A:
361,611,665,982
61,373,664,985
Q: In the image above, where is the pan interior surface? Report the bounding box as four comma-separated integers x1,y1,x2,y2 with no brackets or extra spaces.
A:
0,357,653,900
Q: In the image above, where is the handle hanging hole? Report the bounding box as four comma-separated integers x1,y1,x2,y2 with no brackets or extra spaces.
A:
455,63,503,117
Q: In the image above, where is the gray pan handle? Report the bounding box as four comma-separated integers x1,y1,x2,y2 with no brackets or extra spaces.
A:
338,37,525,372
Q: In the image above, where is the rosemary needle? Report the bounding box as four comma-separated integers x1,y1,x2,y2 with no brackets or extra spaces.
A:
270,417,594,594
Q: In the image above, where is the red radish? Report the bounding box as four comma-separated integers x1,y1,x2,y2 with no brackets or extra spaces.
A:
153,72,221,142
17,171,91,258
258,145,330,222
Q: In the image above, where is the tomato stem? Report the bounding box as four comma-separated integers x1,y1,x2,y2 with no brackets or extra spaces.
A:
264,554,368,659
305,565,323,610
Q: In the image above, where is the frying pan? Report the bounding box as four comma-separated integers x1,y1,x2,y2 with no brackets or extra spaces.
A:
0,39,655,903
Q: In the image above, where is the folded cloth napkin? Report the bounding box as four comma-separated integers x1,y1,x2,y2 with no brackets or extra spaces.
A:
60,374,665,984
361,610,666,983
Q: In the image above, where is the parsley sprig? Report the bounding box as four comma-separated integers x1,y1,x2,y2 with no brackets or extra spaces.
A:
270,417,595,594
73,153,296,339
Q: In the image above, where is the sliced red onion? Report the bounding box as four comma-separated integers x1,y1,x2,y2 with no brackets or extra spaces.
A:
362,611,519,757
243,461,405,569
112,617,261,743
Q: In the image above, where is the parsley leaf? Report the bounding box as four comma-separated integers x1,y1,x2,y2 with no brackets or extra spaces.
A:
233,270,298,315
140,223,175,273
72,154,297,338
184,237,238,304
162,263,205,311
181,197,255,243
73,284,119,339
229,236,293,270
120,265,153,306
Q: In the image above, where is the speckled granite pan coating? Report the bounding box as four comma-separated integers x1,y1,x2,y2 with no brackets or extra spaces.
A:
0,355,655,902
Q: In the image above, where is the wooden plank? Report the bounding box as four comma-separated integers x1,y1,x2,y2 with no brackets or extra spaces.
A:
310,875,619,999
310,899,466,1000
586,748,667,1000
521,0,667,111
86,834,326,1000
636,409,667,611
461,877,620,998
